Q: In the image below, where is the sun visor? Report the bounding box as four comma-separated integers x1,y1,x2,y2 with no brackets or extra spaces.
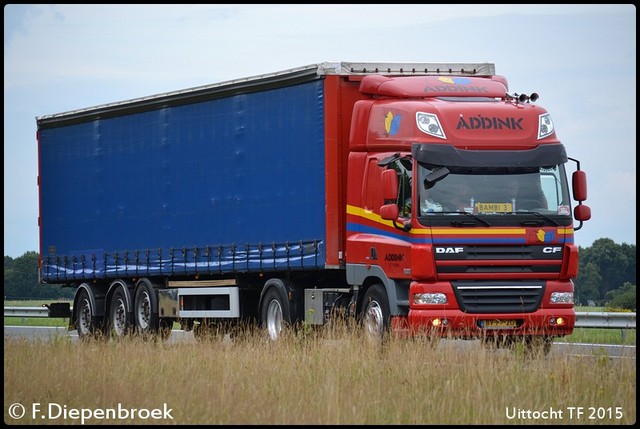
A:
412,143,568,168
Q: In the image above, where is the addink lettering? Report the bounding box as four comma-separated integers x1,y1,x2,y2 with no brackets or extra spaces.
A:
457,116,524,130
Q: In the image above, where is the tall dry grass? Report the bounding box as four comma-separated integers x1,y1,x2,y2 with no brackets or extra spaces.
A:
4,321,636,425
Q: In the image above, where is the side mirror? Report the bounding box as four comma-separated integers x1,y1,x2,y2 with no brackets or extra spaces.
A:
574,204,591,222
572,170,588,202
381,169,398,201
380,204,399,220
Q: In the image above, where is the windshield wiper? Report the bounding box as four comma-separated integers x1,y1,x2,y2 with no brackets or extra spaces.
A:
437,211,492,227
515,211,559,226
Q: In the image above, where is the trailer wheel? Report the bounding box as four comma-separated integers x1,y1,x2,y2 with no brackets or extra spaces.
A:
108,288,132,338
134,279,160,339
261,287,290,341
75,289,102,340
362,284,390,342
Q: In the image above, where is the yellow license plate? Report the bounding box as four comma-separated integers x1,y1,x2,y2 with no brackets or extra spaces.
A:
482,319,518,329
476,203,512,213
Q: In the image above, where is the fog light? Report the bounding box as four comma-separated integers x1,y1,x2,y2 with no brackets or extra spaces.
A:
432,318,442,327
549,317,566,326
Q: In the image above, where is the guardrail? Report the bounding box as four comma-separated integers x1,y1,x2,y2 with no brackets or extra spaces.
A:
573,312,636,329
5,306,54,318
4,303,72,318
3,307,637,329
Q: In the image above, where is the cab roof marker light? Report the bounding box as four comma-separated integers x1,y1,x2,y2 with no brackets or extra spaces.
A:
538,113,555,139
416,112,446,139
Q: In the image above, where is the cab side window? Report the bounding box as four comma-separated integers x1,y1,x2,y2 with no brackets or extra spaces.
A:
390,159,412,217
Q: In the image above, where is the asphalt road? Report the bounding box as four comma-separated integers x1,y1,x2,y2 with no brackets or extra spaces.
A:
4,326,636,360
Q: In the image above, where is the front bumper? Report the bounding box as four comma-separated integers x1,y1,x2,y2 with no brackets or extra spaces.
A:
396,308,575,338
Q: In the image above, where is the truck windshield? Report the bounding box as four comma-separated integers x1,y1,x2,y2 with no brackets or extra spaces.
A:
417,164,572,218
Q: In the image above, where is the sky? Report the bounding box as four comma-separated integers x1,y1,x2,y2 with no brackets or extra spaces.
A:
3,4,636,258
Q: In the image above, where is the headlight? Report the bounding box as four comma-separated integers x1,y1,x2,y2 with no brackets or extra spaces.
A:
538,113,555,139
416,112,446,139
413,292,448,305
550,292,573,304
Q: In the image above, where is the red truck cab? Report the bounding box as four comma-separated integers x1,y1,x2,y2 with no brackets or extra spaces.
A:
345,71,590,352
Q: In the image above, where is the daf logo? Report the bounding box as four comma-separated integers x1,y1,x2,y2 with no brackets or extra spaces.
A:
542,246,562,254
436,247,464,254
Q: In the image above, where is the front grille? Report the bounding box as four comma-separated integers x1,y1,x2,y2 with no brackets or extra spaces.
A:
452,281,544,313
434,245,563,276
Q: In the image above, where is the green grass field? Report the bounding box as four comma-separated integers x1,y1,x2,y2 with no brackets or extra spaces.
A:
4,322,636,424
4,301,635,345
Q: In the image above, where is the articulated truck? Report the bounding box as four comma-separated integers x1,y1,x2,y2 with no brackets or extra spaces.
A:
37,61,591,353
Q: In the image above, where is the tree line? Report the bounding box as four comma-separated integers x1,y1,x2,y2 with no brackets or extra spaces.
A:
3,238,636,310
4,251,74,300
575,238,636,310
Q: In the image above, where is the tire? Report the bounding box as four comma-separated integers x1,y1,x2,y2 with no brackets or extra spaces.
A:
75,288,102,340
108,287,133,338
261,287,290,341
134,279,160,339
361,284,390,342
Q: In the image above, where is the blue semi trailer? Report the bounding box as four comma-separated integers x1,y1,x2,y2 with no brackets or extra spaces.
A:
38,63,343,341
37,61,590,353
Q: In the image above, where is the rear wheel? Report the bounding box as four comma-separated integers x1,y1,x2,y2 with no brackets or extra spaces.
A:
108,287,132,338
134,279,161,340
75,288,102,340
261,287,290,341
361,284,390,342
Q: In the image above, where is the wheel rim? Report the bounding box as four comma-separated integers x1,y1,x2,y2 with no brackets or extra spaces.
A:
112,298,127,336
364,301,384,338
137,291,151,330
78,298,92,336
266,299,283,341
